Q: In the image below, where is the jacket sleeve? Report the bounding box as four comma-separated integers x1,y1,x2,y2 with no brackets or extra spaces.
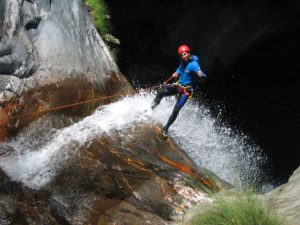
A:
175,63,182,75
191,62,201,75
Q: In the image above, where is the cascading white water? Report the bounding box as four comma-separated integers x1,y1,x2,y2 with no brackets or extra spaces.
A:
0,91,267,190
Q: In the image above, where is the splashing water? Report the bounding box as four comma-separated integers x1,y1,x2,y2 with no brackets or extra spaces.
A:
168,101,267,189
0,91,267,189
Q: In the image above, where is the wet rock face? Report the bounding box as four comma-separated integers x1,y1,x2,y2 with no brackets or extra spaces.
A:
47,124,218,224
0,0,133,139
0,0,37,78
266,166,300,225
0,169,75,225
0,0,116,79
0,123,229,225
0,72,131,139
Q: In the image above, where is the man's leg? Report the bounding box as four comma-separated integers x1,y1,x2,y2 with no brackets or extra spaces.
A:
151,85,177,109
163,93,189,134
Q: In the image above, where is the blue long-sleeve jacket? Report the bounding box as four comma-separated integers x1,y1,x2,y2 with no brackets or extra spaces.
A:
175,55,207,88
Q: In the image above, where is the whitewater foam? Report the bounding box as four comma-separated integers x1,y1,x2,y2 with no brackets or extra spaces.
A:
0,91,266,189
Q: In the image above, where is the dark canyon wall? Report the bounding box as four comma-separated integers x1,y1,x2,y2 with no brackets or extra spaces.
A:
106,0,300,182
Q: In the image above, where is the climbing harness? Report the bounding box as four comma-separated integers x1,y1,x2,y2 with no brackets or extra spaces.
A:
174,82,193,98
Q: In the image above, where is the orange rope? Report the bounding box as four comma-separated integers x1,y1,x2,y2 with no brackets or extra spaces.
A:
1,93,124,122
0,84,164,122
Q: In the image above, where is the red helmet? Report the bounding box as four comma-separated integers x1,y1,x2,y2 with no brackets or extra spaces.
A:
177,45,190,54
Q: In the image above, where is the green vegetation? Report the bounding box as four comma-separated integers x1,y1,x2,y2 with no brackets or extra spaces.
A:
84,0,120,61
189,194,283,225
84,0,111,35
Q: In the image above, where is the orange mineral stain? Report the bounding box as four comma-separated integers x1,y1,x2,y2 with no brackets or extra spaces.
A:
155,150,219,191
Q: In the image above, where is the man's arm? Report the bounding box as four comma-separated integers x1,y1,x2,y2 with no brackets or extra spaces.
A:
172,72,179,79
163,72,179,85
198,69,207,79
198,70,203,78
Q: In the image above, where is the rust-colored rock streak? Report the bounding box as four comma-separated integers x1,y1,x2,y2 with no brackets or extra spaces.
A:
0,103,12,140
155,149,219,191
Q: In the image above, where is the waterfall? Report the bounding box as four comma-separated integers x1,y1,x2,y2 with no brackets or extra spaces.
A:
0,91,267,190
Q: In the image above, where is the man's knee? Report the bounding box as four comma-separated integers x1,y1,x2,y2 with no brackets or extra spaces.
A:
152,89,164,109
172,104,180,114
